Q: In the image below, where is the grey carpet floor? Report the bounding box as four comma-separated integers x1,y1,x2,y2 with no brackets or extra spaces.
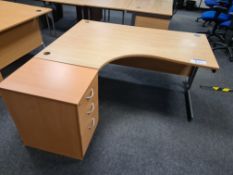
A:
0,2,233,175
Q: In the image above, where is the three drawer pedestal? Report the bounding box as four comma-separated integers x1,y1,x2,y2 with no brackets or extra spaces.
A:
0,58,99,159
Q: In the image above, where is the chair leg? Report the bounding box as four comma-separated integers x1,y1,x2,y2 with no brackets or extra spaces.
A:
196,17,201,22
213,46,227,50
226,47,233,61
202,21,208,27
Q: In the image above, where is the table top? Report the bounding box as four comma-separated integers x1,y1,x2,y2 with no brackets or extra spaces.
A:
127,0,173,16
0,58,98,104
42,0,83,6
0,1,51,32
37,20,219,70
42,0,173,16
83,0,132,11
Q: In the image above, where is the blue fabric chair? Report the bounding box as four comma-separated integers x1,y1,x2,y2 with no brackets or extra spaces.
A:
213,16,233,61
196,0,231,24
205,0,220,7
201,5,233,22
219,19,231,26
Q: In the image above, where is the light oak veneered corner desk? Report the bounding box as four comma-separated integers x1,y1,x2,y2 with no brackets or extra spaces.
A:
0,20,219,159
0,1,52,81
42,0,173,29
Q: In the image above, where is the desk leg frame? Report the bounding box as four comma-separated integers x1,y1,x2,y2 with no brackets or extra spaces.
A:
43,2,56,36
184,67,198,122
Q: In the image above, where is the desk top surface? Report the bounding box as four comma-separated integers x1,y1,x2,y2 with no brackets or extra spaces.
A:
42,0,173,16
0,1,51,32
127,0,173,16
83,0,132,10
0,58,98,104
37,20,219,70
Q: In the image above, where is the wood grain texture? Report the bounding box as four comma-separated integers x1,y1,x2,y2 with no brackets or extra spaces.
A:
37,20,219,71
83,0,132,10
111,57,193,76
0,59,99,159
1,90,83,159
42,0,173,16
0,1,51,32
0,58,98,104
42,0,132,10
0,19,42,70
127,0,173,16
134,15,170,29
0,72,3,82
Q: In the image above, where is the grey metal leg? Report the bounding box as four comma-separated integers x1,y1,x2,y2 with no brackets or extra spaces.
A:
184,67,198,121
43,2,56,36
131,13,136,26
103,9,105,21
81,7,85,19
108,9,110,22
122,11,125,24
50,13,57,36
88,7,91,20
45,14,51,34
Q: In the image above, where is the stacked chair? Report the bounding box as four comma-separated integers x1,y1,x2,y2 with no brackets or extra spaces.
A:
195,0,233,61
212,13,233,61
196,0,230,26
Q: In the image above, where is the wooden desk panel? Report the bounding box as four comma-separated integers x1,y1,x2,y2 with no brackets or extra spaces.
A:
0,58,98,104
37,20,219,72
127,0,173,16
0,19,220,160
127,0,173,29
0,19,42,70
83,0,132,10
0,1,51,82
0,1,51,32
0,58,99,159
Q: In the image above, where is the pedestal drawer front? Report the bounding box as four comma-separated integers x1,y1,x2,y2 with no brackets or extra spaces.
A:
79,75,98,107
78,97,99,156
78,76,99,156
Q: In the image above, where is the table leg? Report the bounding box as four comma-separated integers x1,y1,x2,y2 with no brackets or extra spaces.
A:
76,6,83,21
88,7,91,20
184,67,198,121
131,13,136,26
103,9,106,21
45,14,51,34
50,13,56,36
108,9,110,22
122,11,125,24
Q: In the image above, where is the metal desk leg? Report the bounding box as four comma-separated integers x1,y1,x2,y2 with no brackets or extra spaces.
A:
88,7,91,20
50,13,57,36
43,2,56,36
43,2,51,34
122,10,125,24
131,13,136,26
184,67,198,121
108,9,110,22
45,14,51,34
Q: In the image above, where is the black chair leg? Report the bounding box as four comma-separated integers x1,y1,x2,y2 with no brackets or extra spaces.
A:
202,21,208,27
196,17,201,22
226,47,233,61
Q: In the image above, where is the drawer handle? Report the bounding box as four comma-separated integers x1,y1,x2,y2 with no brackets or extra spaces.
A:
86,103,95,115
88,118,96,130
85,88,94,100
